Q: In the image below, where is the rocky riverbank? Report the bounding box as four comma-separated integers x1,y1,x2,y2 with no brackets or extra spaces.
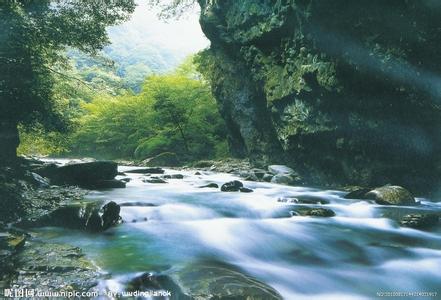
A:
0,158,123,296
1,157,440,298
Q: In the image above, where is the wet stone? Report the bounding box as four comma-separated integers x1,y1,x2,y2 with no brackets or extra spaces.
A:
400,214,439,229
126,167,165,174
220,180,243,192
293,207,336,217
199,183,219,188
239,187,253,193
143,177,167,184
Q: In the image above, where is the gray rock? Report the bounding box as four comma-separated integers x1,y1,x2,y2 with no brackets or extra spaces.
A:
92,179,126,189
199,183,219,188
262,173,273,182
365,185,415,205
293,207,336,217
25,201,121,232
252,168,267,179
221,180,243,192
26,171,50,188
279,195,329,204
143,177,167,184
344,188,371,199
268,165,295,175
163,174,184,179
244,173,259,181
239,187,254,193
11,241,99,293
271,174,295,185
126,167,165,174
127,273,190,300
168,261,283,300
400,214,439,229
35,161,118,188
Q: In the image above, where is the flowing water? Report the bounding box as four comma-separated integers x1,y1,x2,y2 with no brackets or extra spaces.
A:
33,164,441,299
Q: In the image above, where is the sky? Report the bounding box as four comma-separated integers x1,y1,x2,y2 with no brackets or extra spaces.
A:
108,1,209,56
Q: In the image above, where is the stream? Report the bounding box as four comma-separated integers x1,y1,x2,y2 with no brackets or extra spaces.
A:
32,163,441,299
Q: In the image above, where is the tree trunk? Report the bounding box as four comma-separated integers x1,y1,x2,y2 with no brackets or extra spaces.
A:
0,120,19,165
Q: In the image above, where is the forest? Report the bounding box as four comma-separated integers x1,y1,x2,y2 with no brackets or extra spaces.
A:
1,1,441,299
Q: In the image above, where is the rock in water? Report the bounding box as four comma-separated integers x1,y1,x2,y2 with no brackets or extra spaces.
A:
101,201,121,230
262,173,273,182
127,273,190,300
364,186,415,205
126,167,165,174
168,261,283,300
199,183,219,188
221,180,243,192
271,174,295,185
143,177,167,184
92,179,126,189
26,201,121,232
35,161,118,188
268,165,295,175
344,188,372,200
400,214,439,229
239,187,253,193
293,207,336,217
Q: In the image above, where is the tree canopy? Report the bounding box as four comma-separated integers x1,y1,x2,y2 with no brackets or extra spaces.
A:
0,0,135,162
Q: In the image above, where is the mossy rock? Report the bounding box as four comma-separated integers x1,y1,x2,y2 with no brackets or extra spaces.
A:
11,241,99,292
294,207,336,217
170,261,283,300
365,185,416,206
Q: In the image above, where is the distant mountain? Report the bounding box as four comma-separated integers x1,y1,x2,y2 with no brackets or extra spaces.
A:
68,1,209,93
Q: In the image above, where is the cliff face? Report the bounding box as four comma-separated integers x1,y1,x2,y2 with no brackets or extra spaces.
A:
197,0,441,194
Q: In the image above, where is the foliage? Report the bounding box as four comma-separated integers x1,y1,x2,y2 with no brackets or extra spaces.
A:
68,62,227,162
147,0,197,19
0,0,135,142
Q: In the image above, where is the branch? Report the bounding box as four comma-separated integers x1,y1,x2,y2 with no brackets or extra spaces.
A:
45,66,93,90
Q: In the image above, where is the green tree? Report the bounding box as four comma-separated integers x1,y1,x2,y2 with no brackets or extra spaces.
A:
0,0,135,164
70,58,227,162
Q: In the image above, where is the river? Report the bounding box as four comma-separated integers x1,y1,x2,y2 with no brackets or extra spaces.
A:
32,163,441,299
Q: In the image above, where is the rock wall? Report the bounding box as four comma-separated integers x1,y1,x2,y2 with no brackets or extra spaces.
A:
197,0,441,194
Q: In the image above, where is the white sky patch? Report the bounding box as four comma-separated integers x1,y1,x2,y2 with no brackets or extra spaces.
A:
107,0,209,56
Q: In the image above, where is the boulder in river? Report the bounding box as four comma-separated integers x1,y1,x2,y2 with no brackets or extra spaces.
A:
344,188,372,200
262,173,273,182
157,261,283,300
35,161,118,188
126,167,165,174
92,179,126,189
279,195,330,205
127,272,190,300
162,174,184,179
364,185,416,206
143,177,168,184
221,180,243,192
239,187,253,193
199,183,219,188
268,165,296,175
400,214,439,229
271,174,296,185
25,201,121,232
293,207,336,217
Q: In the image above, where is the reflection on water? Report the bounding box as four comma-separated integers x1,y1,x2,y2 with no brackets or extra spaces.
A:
34,165,441,299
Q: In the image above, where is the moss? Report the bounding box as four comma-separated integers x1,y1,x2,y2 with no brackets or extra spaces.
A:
198,0,441,194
